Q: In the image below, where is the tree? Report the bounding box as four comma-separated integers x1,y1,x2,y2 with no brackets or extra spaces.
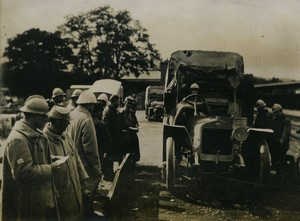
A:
58,5,161,80
2,28,75,98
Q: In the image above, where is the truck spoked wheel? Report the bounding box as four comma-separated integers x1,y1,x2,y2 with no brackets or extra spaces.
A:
166,137,175,189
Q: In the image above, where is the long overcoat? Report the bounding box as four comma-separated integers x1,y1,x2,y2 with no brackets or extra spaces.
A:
68,106,101,177
102,105,122,161
2,120,55,221
119,108,140,162
268,113,291,165
44,124,89,221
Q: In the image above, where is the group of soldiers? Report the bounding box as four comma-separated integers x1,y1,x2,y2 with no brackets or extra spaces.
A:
2,87,140,221
253,99,291,175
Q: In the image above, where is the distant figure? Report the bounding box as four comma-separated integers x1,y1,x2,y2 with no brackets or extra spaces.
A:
131,93,138,113
97,93,108,120
67,89,82,111
268,103,291,173
93,93,114,181
119,96,140,163
102,95,122,163
253,99,271,128
2,95,65,220
50,88,67,108
44,105,88,221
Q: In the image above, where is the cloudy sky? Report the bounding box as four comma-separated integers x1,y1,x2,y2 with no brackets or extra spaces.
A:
1,0,300,80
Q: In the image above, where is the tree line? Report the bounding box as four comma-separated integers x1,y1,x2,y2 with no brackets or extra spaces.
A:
1,5,161,98
1,5,282,99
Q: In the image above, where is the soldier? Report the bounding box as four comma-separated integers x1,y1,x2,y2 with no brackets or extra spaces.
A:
97,93,108,120
268,103,291,175
190,83,200,95
44,105,89,221
131,93,138,113
68,90,102,220
102,95,122,163
119,96,140,163
253,99,271,128
2,95,65,221
50,88,68,108
92,93,114,181
186,83,211,116
66,89,82,112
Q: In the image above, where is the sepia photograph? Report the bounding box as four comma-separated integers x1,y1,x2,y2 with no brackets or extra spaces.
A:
1,0,300,220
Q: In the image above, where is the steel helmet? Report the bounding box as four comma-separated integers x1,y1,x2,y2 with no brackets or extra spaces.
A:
255,99,266,108
97,93,108,102
272,103,283,112
190,83,199,90
52,88,66,98
71,89,83,98
20,95,49,115
76,90,97,104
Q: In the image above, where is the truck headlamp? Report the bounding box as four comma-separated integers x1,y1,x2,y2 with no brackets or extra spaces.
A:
232,125,248,142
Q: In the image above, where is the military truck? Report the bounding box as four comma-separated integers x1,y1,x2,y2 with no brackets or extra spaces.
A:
162,50,273,189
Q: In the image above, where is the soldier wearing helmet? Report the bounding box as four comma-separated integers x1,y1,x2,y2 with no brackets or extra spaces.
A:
253,99,271,128
67,90,102,219
182,82,210,116
67,89,82,112
50,87,67,108
2,95,65,220
119,96,140,163
96,93,108,120
103,95,122,163
190,83,200,94
268,103,291,178
92,93,114,181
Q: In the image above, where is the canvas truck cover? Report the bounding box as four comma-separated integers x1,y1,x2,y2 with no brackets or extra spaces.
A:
168,50,244,88
89,79,122,97
145,86,164,107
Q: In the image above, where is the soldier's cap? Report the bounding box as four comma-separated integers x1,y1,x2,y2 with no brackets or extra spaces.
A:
272,103,283,112
48,105,70,120
109,95,119,102
52,88,66,99
97,93,108,101
71,89,83,98
125,96,135,103
20,95,49,115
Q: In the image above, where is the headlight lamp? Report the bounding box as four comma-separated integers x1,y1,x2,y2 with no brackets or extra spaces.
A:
232,125,248,142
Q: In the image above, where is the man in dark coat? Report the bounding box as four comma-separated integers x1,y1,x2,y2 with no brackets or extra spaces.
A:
66,89,82,112
92,94,114,181
268,103,291,172
2,95,65,221
253,99,271,129
49,88,68,108
119,96,140,163
102,95,122,163
97,93,108,120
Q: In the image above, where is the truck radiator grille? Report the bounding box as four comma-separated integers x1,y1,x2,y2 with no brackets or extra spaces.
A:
201,128,233,155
